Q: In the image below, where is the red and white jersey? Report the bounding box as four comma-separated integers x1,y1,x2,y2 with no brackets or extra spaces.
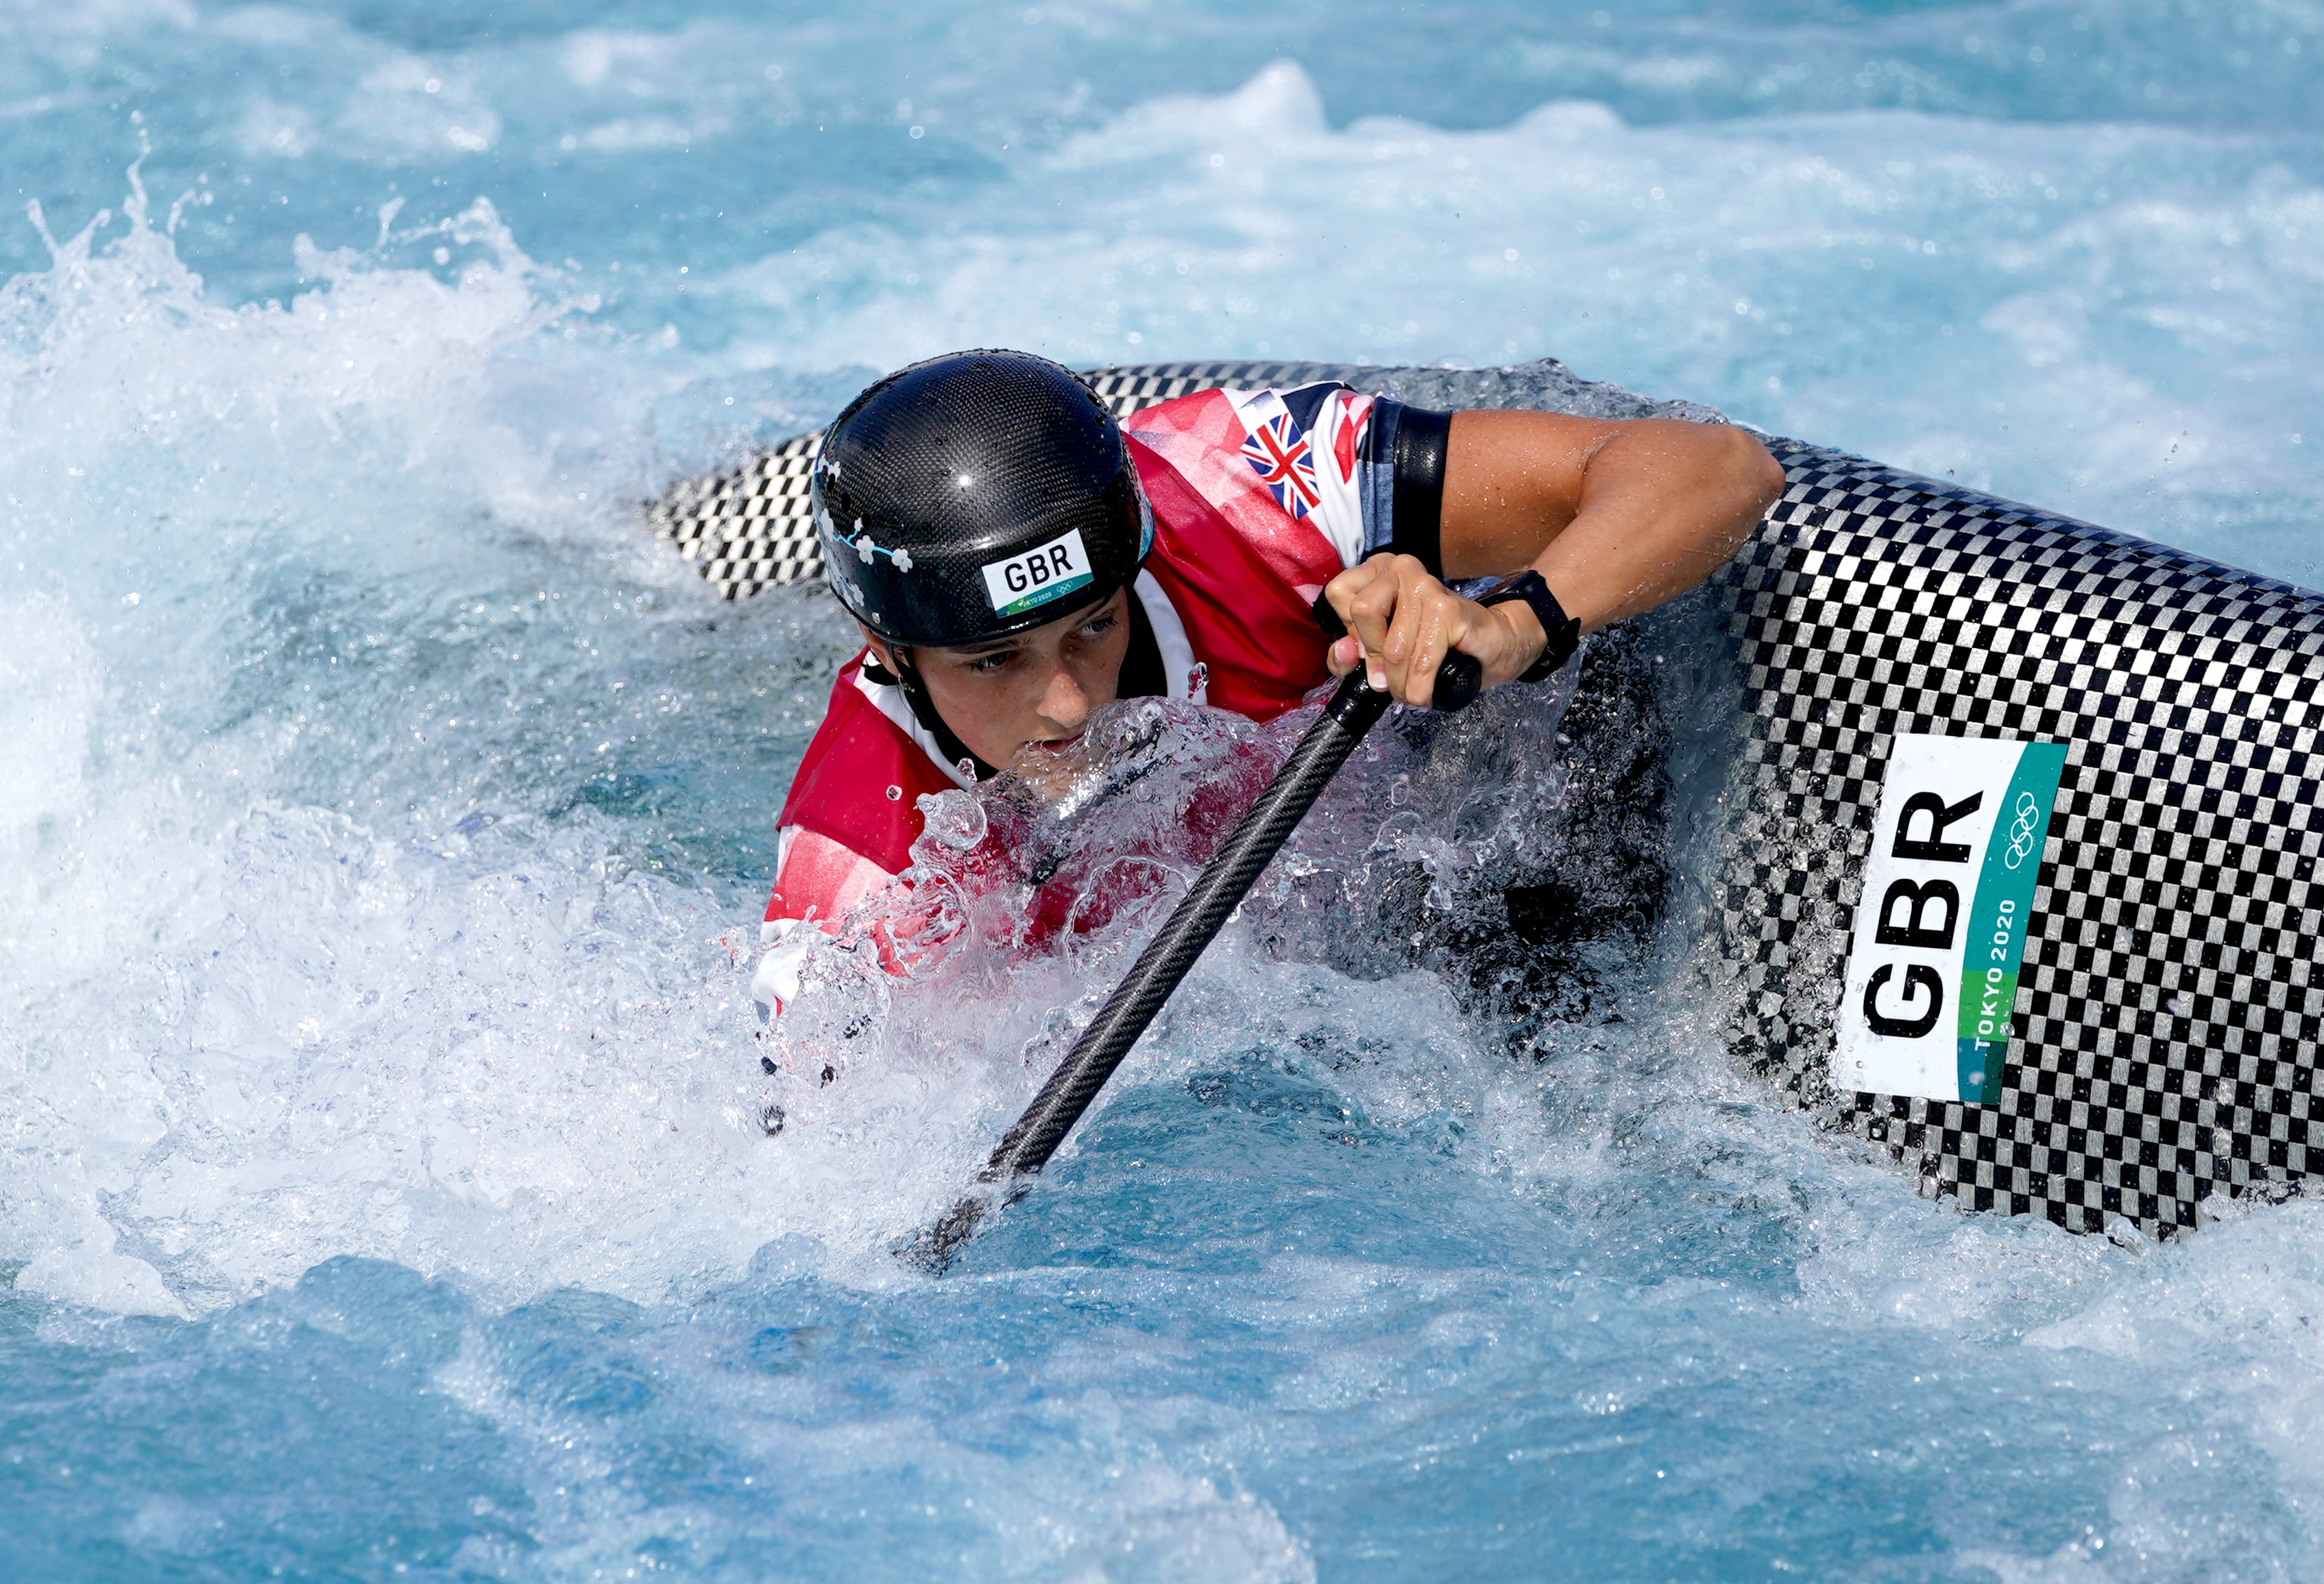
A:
753,381,1409,1014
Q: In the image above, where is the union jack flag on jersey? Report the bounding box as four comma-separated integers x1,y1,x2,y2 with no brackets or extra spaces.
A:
1239,409,1321,520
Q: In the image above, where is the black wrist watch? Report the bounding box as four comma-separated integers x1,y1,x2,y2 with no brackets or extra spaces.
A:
1475,570,1582,682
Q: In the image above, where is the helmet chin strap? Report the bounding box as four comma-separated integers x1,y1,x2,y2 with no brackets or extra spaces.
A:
863,646,1000,783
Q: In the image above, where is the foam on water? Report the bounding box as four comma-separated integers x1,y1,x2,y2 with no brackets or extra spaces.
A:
0,176,808,1317
5,1,2324,1577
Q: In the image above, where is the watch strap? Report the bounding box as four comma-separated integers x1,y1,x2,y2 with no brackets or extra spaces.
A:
1476,570,1581,683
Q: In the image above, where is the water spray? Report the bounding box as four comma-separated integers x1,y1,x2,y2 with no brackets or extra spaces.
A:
903,623,1484,1273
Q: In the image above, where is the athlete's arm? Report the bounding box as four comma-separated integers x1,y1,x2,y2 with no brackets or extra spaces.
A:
1324,411,1784,706
753,826,905,1018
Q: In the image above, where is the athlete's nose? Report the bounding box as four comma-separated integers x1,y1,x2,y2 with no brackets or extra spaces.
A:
1036,660,1090,731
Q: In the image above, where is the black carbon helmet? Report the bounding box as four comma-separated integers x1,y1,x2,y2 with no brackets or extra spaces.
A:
812,350,1152,647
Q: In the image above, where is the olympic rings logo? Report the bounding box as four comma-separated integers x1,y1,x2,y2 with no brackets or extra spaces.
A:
2001,790,2043,869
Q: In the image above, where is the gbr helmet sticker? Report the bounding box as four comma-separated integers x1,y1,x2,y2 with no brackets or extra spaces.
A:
980,527,1093,618
1834,733,2068,1105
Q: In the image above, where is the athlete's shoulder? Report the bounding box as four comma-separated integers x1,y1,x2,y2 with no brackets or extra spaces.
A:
1125,382,1381,577
779,658,957,878
1123,381,1369,470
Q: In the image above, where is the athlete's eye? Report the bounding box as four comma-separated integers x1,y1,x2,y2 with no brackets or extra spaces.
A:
965,651,1014,674
1076,612,1117,639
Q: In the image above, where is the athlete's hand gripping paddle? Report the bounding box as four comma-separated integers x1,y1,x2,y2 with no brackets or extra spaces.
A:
901,616,1482,1273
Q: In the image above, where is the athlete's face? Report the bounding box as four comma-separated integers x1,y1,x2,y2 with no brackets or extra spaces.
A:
862,586,1132,773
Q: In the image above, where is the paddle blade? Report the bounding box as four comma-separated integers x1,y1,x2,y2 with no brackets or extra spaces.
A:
897,1194,985,1275
896,1177,1026,1274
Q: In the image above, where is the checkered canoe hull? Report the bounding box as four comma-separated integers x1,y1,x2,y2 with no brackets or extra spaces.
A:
646,359,2324,1237
1731,443,2324,1238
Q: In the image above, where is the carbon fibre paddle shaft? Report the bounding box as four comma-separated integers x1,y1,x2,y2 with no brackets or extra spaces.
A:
908,659,1475,1271
984,673,1392,1175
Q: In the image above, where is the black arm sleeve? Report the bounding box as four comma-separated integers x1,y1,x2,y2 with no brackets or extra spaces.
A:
1383,403,1453,575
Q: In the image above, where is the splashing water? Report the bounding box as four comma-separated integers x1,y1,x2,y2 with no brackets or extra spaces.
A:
5,1,2324,1579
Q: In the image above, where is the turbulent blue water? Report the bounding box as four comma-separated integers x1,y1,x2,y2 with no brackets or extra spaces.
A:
5,3,2324,1579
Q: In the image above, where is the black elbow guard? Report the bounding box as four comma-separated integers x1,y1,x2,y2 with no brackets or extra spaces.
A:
1383,403,1453,575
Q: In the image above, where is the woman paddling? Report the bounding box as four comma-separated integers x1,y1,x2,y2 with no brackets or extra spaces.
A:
753,349,1783,1019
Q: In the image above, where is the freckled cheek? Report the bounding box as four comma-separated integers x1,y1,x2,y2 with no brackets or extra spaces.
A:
996,677,1048,734
1074,634,1128,706
934,670,1019,732
928,671,1032,763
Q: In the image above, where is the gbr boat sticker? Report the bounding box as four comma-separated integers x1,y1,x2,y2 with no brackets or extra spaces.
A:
1834,734,2068,1105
